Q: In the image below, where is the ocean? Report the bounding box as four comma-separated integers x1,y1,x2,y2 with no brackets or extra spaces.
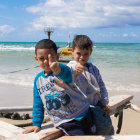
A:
0,42,140,105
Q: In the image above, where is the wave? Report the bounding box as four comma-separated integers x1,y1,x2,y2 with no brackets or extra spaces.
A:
0,73,140,93
0,73,34,87
106,81,140,93
0,44,35,51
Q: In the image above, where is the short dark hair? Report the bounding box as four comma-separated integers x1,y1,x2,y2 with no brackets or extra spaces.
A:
72,35,93,51
35,39,57,55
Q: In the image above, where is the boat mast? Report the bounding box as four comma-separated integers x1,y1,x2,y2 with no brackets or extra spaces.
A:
44,25,54,40
68,32,71,48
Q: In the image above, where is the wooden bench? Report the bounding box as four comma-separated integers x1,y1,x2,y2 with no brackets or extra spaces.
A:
57,135,140,140
0,94,136,140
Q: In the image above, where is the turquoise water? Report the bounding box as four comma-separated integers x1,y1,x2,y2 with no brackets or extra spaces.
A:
0,42,140,97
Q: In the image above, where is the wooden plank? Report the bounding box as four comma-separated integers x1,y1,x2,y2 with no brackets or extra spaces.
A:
0,121,63,140
36,122,63,140
0,120,23,139
0,95,134,140
0,106,32,112
109,95,133,115
0,118,33,127
57,135,140,140
129,103,140,113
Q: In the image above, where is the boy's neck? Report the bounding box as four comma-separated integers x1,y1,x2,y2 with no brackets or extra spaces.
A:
44,70,52,75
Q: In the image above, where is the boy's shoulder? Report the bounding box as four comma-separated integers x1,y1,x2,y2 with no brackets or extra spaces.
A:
34,70,44,82
58,62,71,71
67,60,77,64
87,62,97,68
58,62,67,67
86,62,100,73
68,61,98,69
67,61,78,67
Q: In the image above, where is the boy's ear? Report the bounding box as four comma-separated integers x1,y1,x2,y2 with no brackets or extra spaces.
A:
72,48,74,55
34,56,38,62
90,50,93,55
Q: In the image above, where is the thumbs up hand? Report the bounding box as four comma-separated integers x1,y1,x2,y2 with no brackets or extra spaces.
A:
48,54,61,75
75,63,84,74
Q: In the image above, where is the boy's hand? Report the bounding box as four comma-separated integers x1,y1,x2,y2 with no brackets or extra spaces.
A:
103,105,112,114
48,54,61,75
76,63,84,74
22,126,40,134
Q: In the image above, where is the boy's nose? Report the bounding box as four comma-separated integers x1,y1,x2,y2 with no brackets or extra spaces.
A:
80,55,84,59
44,59,48,63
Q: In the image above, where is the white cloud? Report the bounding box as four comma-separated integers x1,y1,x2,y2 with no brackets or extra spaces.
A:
26,0,140,30
0,25,15,36
123,33,129,37
97,32,120,38
130,32,137,37
123,32,137,37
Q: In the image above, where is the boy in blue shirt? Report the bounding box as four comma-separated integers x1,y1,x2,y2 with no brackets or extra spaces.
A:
22,39,96,135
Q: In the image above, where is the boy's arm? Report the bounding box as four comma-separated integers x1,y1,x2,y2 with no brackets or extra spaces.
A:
32,82,44,128
94,66,109,106
22,82,44,134
56,63,72,84
48,54,72,83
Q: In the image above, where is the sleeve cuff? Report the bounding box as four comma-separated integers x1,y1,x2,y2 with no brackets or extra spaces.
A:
33,122,42,128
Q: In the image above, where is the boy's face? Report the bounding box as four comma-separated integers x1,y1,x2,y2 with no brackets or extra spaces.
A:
72,47,92,65
35,48,59,74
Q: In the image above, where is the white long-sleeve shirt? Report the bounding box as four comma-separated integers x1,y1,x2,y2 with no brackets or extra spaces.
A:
67,61,109,106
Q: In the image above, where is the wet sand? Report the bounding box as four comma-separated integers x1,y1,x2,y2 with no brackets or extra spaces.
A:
0,83,33,107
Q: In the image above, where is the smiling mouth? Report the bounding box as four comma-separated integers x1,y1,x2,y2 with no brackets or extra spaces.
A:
44,65,50,69
45,64,49,67
80,59,84,61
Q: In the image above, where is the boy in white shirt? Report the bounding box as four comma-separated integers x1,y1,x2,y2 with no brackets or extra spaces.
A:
67,35,114,135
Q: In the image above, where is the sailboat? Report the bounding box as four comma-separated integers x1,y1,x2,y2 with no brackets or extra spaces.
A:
58,32,73,63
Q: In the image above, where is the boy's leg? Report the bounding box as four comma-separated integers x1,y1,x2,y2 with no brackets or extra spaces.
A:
90,105,114,135
58,109,96,136
58,119,85,136
81,108,96,135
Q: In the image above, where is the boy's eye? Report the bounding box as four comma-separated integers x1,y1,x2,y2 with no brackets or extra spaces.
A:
51,55,55,59
76,52,81,55
38,57,45,61
84,53,88,56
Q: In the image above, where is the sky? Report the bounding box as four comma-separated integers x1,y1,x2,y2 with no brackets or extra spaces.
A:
0,0,140,43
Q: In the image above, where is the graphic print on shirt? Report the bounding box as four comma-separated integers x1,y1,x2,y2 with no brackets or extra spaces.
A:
37,76,81,123
45,90,70,111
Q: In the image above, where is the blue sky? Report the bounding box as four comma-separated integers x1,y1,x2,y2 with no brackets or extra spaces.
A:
0,0,140,43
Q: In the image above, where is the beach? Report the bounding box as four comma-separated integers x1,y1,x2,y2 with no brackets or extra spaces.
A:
0,82,140,135
0,83,33,107
0,42,140,135
112,109,140,135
